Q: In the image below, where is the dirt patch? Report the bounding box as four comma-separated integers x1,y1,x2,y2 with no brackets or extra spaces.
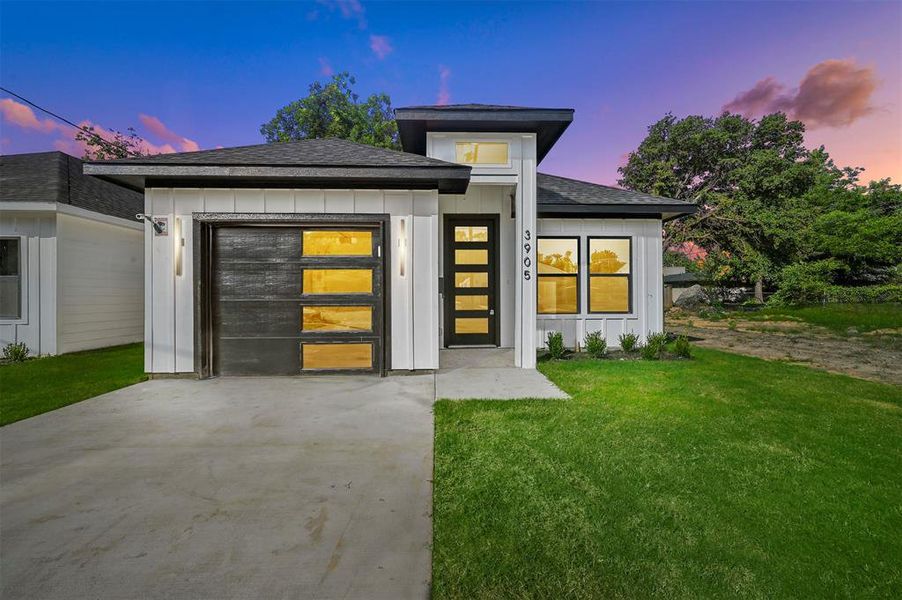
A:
668,312,901,386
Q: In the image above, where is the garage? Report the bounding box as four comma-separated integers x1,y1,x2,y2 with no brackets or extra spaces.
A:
204,218,387,376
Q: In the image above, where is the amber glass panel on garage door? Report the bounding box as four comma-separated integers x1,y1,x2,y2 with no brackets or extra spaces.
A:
443,216,498,346
210,224,384,376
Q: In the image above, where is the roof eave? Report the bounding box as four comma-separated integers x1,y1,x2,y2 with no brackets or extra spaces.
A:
538,203,696,220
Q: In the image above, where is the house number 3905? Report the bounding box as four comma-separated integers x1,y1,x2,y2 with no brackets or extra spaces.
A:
523,229,532,280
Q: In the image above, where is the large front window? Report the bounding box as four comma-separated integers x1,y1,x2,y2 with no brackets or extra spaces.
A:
0,238,22,320
588,237,631,313
537,237,579,314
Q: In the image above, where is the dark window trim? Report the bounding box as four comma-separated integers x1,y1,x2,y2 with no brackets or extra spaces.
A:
536,235,581,315
587,236,633,315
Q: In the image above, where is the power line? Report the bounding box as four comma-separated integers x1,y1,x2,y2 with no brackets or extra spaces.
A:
0,86,123,153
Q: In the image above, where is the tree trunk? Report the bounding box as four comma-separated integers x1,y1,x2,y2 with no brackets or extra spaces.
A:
754,277,764,303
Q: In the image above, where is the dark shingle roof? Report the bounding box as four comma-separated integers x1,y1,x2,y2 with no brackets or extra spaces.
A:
1,152,143,220
84,137,472,193
537,172,694,219
95,137,457,168
398,103,571,112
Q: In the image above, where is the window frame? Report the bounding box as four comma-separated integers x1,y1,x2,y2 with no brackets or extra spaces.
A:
587,236,633,315
536,235,581,315
454,141,512,168
0,236,27,323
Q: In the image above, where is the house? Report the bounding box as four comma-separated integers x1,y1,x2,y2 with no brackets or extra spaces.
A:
0,151,144,356
84,104,694,376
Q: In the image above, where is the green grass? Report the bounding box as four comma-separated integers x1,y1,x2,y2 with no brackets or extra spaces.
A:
0,343,146,426
433,349,902,599
737,303,901,334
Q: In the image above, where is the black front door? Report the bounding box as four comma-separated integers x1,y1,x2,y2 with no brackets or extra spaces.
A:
443,215,499,346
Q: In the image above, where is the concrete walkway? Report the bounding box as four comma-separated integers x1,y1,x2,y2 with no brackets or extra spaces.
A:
1,376,435,600
436,348,570,400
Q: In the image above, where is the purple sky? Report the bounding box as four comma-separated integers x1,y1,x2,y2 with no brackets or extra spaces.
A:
1,1,899,184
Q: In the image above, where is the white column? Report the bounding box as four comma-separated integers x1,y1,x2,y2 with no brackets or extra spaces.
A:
516,135,538,368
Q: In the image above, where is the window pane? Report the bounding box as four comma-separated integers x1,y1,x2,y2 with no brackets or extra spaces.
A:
303,343,372,369
589,238,630,274
537,239,578,274
455,249,488,265
454,226,488,242
0,239,19,276
455,317,488,334
0,277,21,319
455,142,509,165
455,295,488,311
302,306,372,331
454,272,488,288
303,269,372,294
590,276,629,312
538,276,578,314
303,230,372,256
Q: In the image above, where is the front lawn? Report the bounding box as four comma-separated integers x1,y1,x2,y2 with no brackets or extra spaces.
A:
0,343,146,426
730,302,900,334
433,348,902,598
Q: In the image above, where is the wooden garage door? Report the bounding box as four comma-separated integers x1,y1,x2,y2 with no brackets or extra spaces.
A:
211,224,384,376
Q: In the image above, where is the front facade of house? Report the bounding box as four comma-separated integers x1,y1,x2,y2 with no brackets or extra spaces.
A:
85,105,692,376
0,152,144,356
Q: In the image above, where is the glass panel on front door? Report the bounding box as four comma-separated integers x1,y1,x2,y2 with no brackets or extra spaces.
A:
445,218,497,346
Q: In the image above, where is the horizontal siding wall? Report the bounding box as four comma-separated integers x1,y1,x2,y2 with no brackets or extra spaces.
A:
0,213,56,355
536,218,663,349
439,183,517,348
56,213,143,353
146,188,439,374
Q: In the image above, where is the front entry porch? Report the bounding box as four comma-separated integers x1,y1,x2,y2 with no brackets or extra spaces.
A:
436,348,568,400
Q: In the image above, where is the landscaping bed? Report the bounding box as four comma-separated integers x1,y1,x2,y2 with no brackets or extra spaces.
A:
433,348,902,599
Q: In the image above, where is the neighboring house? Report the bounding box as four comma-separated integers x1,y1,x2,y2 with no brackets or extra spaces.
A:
663,266,703,307
0,152,144,356
85,104,694,376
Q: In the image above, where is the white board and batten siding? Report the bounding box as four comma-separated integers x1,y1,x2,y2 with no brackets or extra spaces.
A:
535,218,664,349
145,187,440,374
0,213,57,355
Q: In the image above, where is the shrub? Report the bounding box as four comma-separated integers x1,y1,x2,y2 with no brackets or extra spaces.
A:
584,331,607,358
641,331,668,360
619,332,639,353
2,342,30,362
768,259,844,306
672,335,692,359
546,331,565,359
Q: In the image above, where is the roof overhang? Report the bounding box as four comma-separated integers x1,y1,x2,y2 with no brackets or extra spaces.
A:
394,107,574,163
538,203,697,221
83,163,471,194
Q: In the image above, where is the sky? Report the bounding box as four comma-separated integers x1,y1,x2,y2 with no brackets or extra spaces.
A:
1,1,900,185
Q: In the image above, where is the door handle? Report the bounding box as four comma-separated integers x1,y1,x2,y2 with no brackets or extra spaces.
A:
489,309,495,315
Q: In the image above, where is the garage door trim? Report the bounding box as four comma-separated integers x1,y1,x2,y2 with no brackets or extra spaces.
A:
193,213,392,378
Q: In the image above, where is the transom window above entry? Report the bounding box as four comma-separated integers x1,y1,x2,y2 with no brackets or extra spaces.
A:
455,142,509,165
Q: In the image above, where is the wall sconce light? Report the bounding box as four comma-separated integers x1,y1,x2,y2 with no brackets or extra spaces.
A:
398,217,408,278
174,217,184,276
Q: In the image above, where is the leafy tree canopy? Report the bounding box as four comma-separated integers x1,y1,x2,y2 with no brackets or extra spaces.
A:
75,126,149,160
618,112,902,291
260,73,400,150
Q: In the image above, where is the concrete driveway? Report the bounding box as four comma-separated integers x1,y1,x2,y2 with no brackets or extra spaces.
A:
1,375,435,600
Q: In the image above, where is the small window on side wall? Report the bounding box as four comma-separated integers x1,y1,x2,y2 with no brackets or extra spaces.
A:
537,237,579,314
455,142,509,165
588,237,631,313
0,238,22,320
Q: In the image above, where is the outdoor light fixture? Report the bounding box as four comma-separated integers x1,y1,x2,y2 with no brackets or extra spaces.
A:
174,217,184,276
398,218,408,278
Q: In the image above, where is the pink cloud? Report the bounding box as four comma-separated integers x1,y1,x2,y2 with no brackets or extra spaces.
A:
53,120,178,158
138,114,199,152
369,35,393,60
722,59,878,128
0,98,64,133
317,0,366,29
437,65,451,105
319,57,334,77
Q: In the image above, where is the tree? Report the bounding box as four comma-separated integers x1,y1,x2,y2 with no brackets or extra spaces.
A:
617,111,901,299
75,126,149,160
260,73,400,150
